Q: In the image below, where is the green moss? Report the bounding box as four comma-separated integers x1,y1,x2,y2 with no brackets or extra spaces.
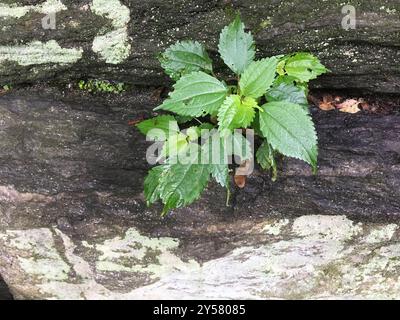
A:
320,262,343,278
259,18,272,29
77,79,126,94
253,17,272,34
1,84,12,92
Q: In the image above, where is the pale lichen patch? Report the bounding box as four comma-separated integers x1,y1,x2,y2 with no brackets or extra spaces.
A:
2,215,400,300
90,0,131,64
0,0,130,66
92,228,199,278
0,4,30,18
92,29,131,65
0,0,67,18
0,40,83,66
91,0,130,28
0,229,70,281
263,219,290,236
54,229,94,280
363,224,398,244
292,215,362,241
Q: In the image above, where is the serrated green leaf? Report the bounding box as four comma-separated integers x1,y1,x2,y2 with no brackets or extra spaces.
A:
198,123,215,131
136,115,179,141
159,41,213,81
284,53,328,82
175,115,194,124
155,72,228,117
160,124,209,160
235,97,257,128
161,132,190,158
256,141,274,170
251,112,263,137
201,130,228,165
158,157,212,215
259,101,318,170
209,164,229,187
200,129,252,164
239,57,279,99
218,95,257,131
144,166,166,206
277,59,286,76
218,16,255,75
218,96,238,132
266,76,309,108
256,141,278,181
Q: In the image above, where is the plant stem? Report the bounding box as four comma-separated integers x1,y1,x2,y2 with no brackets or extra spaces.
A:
194,118,203,125
226,186,231,207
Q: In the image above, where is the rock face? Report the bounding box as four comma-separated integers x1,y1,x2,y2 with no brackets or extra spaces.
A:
0,89,400,299
0,0,399,93
0,276,12,300
2,215,400,299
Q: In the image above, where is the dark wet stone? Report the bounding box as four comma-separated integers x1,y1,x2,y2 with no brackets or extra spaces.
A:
0,1,399,93
0,276,12,300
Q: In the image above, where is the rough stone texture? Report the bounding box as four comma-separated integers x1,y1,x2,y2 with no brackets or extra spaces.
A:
0,89,400,299
0,275,12,300
0,0,399,93
2,215,400,299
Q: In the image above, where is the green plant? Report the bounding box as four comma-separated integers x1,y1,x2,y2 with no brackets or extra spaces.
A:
136,16,328,215
1,84,12,92
78,79,125,94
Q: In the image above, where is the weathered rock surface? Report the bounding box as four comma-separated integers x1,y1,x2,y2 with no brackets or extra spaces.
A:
0,89,400,299
0,275,12,300
0,0,399,93
2,215,400,299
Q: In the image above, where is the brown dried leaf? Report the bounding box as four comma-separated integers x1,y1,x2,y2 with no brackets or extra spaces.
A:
318,95,335,111
128,116,146,126
319,101,336,111
337,99,361,114
234,175,246,189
